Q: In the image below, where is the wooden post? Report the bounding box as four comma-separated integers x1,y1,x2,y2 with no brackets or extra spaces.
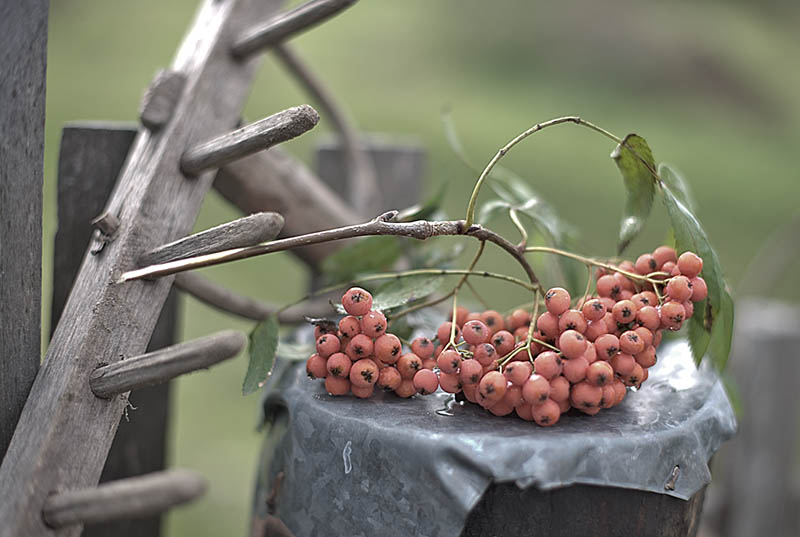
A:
0,0,48,461
52,123,179,537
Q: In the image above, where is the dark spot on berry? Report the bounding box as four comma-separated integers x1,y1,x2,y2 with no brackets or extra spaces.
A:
450,359,459,369
485,385,495,394
539,393,548,402
622,307,632,318
556,356,563,366
354,346,365,355
628,333,639,342
331,366,342,376
361,370,374,383
546,291,556,301
485,316,497,327
390,346,400,356
470,374,479,382
605,346,618,357
598,373,607,384
611,285,621,296
566,322,576,329
411,361,421,371
649,259,657,270
576,334,584,341
592,302,604,312
670,314,684,323
540,415,550,423
420,338,430,347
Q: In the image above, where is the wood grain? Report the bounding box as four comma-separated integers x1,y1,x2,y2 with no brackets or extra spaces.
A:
43,469,207,528
139,211,284,267
181,105,319,175
139,70,186,131
90,330,246,398
0,0,47,461
232,0,359,58
0,1,284,535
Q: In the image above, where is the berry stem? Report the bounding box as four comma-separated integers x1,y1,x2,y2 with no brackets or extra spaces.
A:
508,208,528,250
578,265,593,308
464,116,624,229
525,245,667,285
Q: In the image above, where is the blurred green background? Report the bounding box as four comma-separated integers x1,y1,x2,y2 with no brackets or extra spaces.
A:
44,0,799,535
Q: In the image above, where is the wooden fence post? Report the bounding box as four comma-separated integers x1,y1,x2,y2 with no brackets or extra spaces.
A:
0,0,48,461
52,123,179,537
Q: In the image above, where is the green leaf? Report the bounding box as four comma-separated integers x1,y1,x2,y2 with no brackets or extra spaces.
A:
321,236,402,282
372,275,445,312
661,184,734,371
396,181,449,222
658,163,696,212
477,198,512,225
276,341,316,361
441,108,480,170
611,134,657,254
410,239,465,269
243,314,279,395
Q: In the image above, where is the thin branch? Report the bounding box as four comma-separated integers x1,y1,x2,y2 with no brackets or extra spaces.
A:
174,272,331,323
273,43,380,214
118,213,542,290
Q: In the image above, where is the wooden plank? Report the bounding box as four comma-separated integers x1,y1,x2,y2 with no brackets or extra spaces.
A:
0,0,47,461
0,1,284,535
140,212,284,267
90,330,246,398
52,123,178,537
181,105,319,175
43,469,207,529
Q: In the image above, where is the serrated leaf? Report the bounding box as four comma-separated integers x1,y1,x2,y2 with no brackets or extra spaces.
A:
243,314,279,395
321,236,402,282
276,341,316,361
658,163,696,212
612,134,657,254
373,275,445,312
661,184,734,371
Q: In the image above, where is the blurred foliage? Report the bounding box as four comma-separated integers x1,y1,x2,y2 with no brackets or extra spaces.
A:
43,1,800,535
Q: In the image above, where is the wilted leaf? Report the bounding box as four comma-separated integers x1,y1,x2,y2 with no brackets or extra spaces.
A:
321,236,402,282
243,314,279,395
661,184,734,370
373,275,445,312
612,134,657,254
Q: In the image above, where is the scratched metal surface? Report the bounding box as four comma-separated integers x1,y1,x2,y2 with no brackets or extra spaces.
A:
252,339,736,537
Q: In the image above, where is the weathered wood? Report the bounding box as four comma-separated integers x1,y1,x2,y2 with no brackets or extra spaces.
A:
214,147,358,267
461,483,705,537
0,0,47,462
139,211,284,267
52,123,178,537
139,69,187,131
90,330,246,399
0,1,285,535
42,469,207,529
180,105,319,175
273,43,380,215
232,0,359,58
315,136,425,213
175,272,332,323
702,300,800,537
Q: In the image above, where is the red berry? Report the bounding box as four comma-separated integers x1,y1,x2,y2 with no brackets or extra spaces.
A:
508,309,532,331
659,301,685,330
559,330,587,359
545,287,571,316
558,310,588,334
345,334,373,360
600,385,617,408
635,254,658,275
652,246,678,269
570,381,603,411
478,371,508,404
462,320,490,345
634,346,657,368
584,320,608,342
413,369,439,395
614,271,635,292
473,343,498,366
549,375,570,402
534,351,563,380
586,361,614,387
636,306,661,331
619,330,645,355
582,342,597,363
439,371,463,393
501,384,523,408
488,398,515,416
437,349,462,374
594,334,620,360
582,299,606,322
515,402,535,421
315,334,341,358
662,261,677,275
351,384,374,399
596,274,620,298
562,356,589,384
326,352,351,378
325,376,351,396
612,300,637,324
514,326,530,341
396,353,423,379
504,361,532,386
666,275,692,303
360,311,387,338
422,358,437,370
377,367,402,390
394,379,416,398
677,252,703,278
374,333,402,364
462,383,479,403
613,379,628,404
682,300,694,319
602,312,617,333
454,306,470,327
690,277,708,302
532,399,561,426
306,353,328,379
349,359,379,388
342,287,373,316
338,315,361,338
459,359,483,384
436,322,461,345
536,312,560,340
522,374,551,404
491,331,515,356
411,337,435,359
634,326,654,348
623,363,644,386
480,310,505,334
610,353,636,376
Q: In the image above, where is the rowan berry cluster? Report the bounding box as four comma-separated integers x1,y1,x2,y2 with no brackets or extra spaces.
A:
305,246,707,427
